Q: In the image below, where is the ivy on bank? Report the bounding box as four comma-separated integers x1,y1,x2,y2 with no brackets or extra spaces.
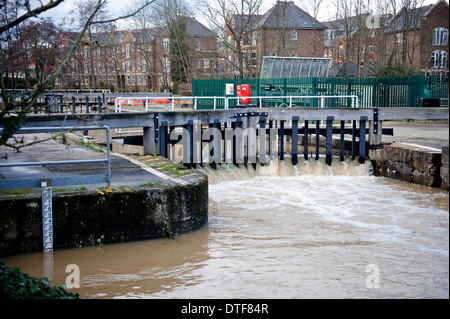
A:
0,262,80,299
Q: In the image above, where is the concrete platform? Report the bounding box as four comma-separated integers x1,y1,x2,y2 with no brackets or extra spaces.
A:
0,132,205,197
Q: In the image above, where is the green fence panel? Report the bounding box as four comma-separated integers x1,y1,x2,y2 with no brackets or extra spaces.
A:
192,75,448,109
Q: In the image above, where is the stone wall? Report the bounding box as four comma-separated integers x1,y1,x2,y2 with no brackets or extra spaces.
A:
441,145,449,191
0,179,208,258
374,143,444,188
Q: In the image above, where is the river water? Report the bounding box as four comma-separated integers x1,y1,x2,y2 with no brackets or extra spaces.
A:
2,158,449,299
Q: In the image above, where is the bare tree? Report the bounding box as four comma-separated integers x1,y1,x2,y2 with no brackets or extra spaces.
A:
198,0,263,78
0,0,157,148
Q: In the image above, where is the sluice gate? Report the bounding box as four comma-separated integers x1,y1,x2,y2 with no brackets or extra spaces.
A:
151,107,393,169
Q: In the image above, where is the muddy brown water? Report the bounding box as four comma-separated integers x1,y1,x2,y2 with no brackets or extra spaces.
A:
2,159,449,298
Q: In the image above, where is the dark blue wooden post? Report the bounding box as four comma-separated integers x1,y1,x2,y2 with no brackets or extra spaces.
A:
340,120,345,161
72,97,76,113
259,116,267,165
326,116,334,166
304,120,309,160
186,120,193,169
352,120,357,161
98,96,102,113
85,96,90,113
292,116,299,165
315,120,320,160
359,116,367,164
159,121,168,158
280,120,285,161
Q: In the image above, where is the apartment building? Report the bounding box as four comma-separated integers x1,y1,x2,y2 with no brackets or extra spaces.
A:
384,0,449,76
223,0,327,78
55,17,217,92
323,0,449,77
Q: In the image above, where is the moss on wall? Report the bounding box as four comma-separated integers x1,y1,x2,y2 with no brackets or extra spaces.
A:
0,179,208,258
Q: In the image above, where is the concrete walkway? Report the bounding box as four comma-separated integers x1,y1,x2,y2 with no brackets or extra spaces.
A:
0,132,205,197
382,120,449,150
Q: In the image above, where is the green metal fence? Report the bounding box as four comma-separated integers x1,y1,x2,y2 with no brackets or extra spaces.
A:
192,75,449,109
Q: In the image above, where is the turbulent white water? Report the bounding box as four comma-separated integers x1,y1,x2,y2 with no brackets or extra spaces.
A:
3,158,449,299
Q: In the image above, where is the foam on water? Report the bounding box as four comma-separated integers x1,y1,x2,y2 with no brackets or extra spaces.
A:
197,157,374,184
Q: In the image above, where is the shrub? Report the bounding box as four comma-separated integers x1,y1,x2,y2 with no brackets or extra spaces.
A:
0,262,80,299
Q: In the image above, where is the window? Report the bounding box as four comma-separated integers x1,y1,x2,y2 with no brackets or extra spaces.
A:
97,48,101,59
326,30,335,41
252,32,257,46
163,57,170,72
126,61,131,72
361,45,365,54
84,62,88,73
250,52,257,67
162,38,170,54
290,31,297,40
126,44,130,58
431,50,448,68
324,49,328,57
142,60,147,72
360,60,364,68
369,45,374,53
339,45,344,58
397,33,402,44
195,40,200,51
227,36,232,52
432,28,448,46
329,48,332,57
370,28,375,38
204,59,210,69
83,47,88,60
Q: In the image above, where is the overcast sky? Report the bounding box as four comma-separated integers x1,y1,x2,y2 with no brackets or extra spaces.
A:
40,0,442,30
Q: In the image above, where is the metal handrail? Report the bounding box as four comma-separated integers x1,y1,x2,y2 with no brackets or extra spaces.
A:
0,125,111,191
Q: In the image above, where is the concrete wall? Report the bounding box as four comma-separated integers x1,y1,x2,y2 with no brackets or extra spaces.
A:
0,179,208,258
441,145,449,191
373,144,445,189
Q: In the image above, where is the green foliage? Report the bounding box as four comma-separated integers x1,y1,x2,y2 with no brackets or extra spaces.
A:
0,262,80,299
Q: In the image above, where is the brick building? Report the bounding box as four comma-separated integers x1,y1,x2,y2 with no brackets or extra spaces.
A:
323,0,449,77
55,17,217,92
222,0,326,78
384,0,449,75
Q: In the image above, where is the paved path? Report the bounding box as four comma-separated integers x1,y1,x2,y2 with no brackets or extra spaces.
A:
0,132,205,197
382,120,449,150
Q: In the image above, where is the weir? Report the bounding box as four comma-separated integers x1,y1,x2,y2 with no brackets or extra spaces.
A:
156,107,387,168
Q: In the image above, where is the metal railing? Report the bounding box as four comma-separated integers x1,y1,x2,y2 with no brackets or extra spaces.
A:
0,126,111,191
113,95,358,111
